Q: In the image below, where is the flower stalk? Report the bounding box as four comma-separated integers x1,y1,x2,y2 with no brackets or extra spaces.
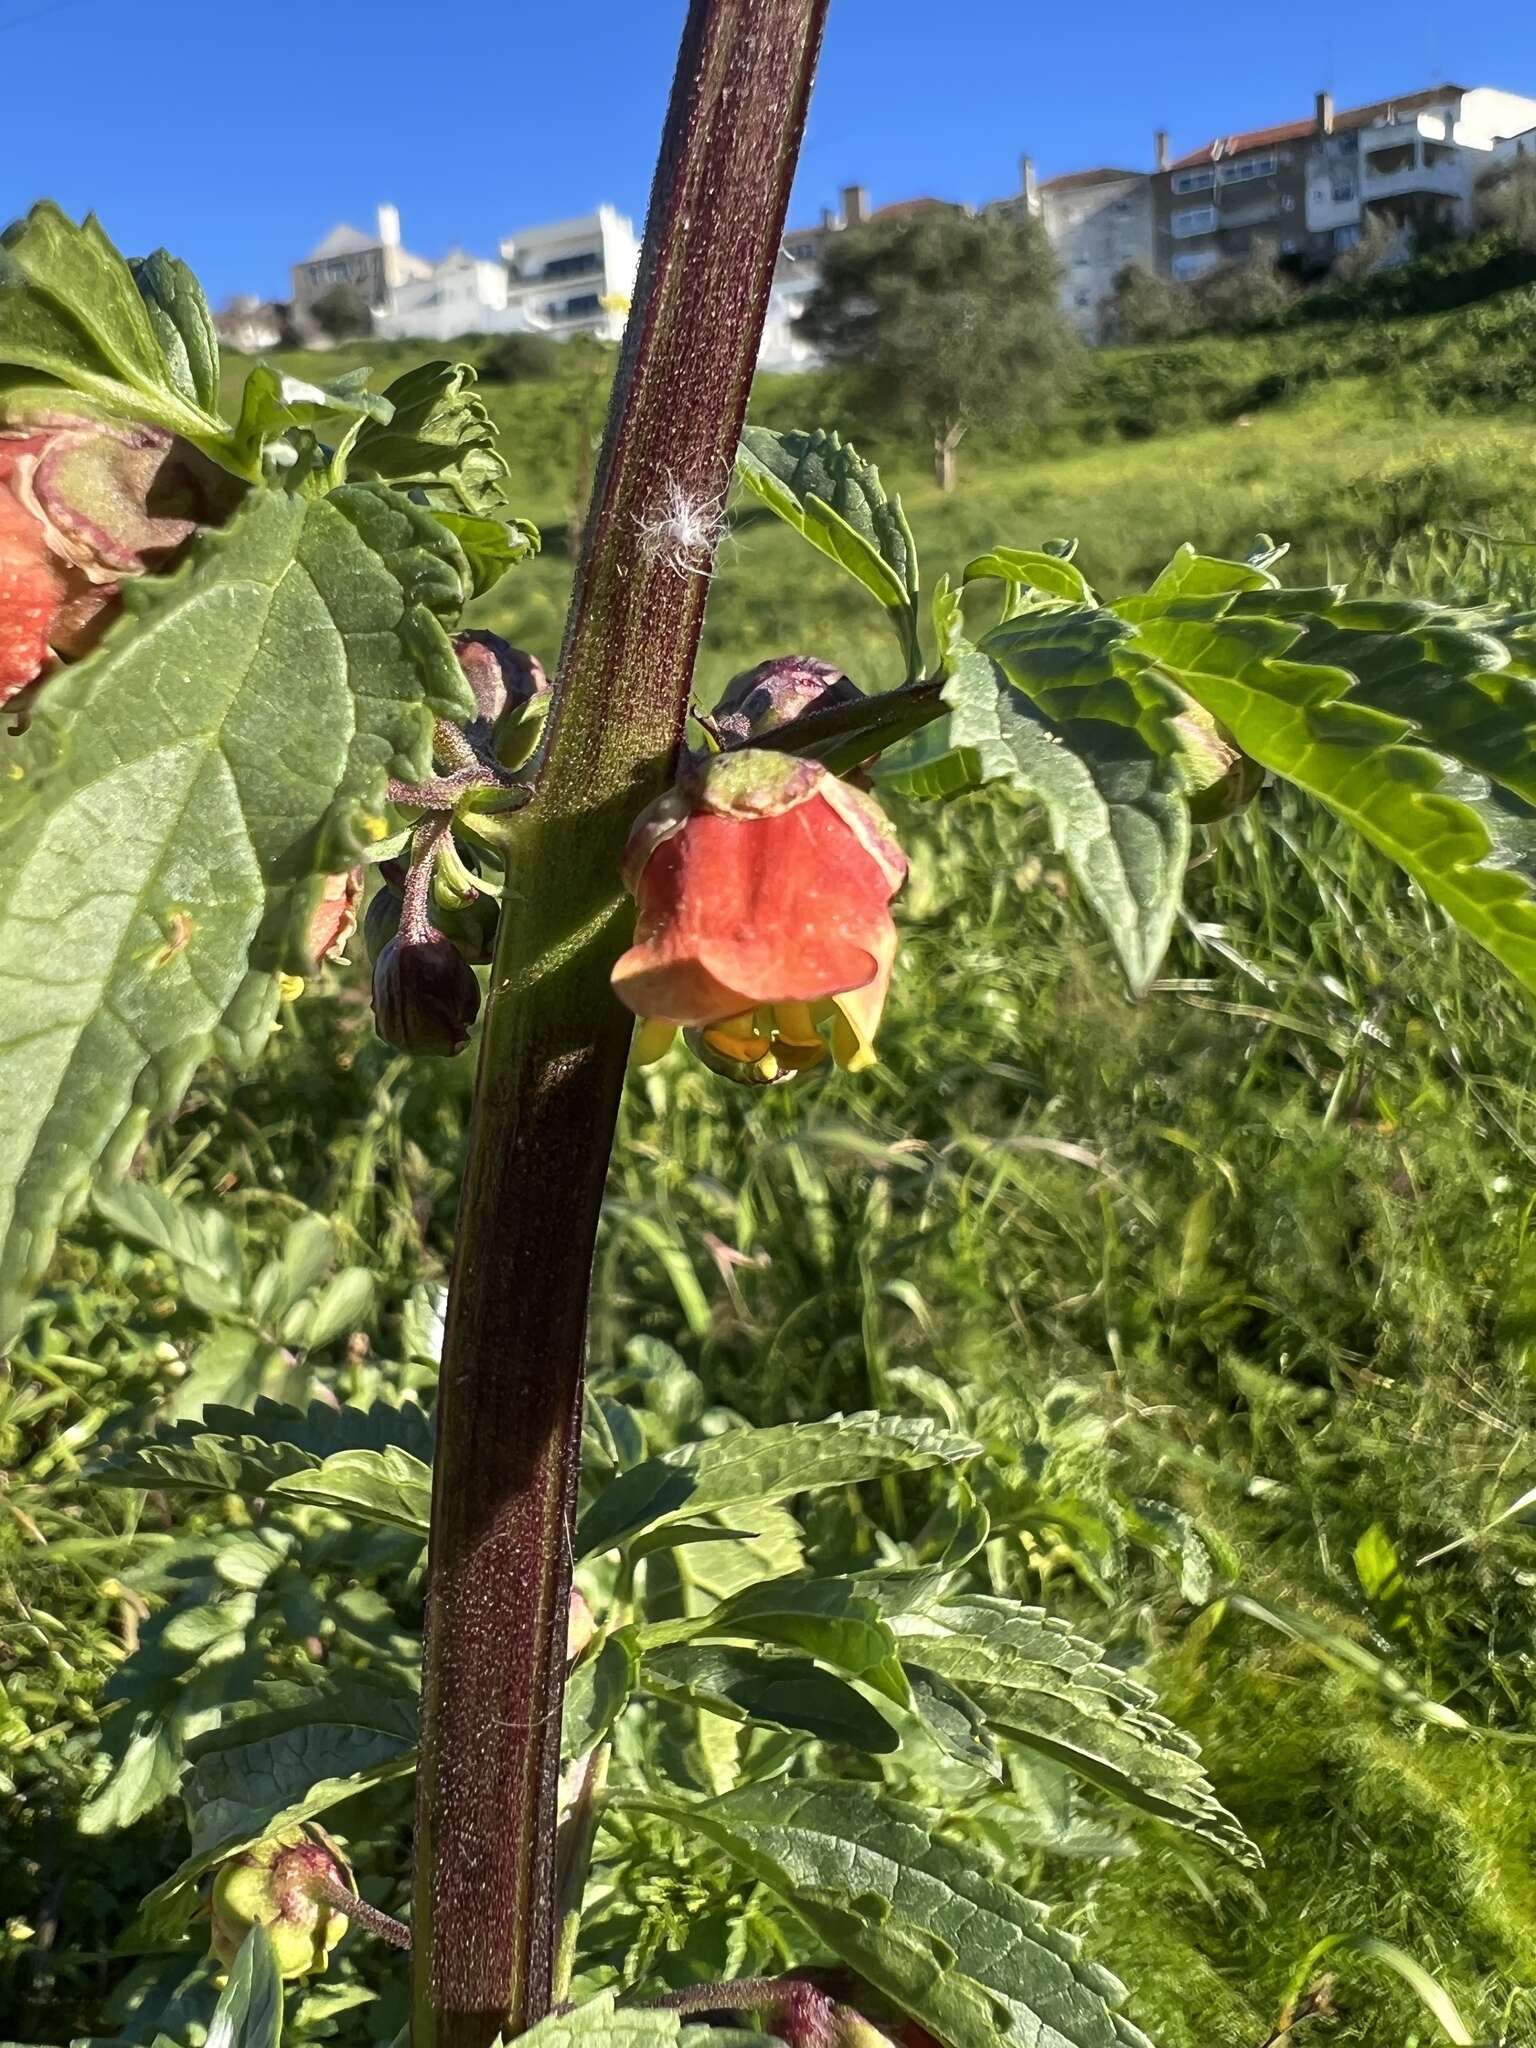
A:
409,5,829,2045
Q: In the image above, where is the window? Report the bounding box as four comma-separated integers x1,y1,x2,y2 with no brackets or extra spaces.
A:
542,250,601,280
562,292,602,317
1217,153,1278,184
1334,223,1362,250
1332,177,1356,203
1171,168,1215,193
786,238,819,261
1171,205,1217,237
1171,249,1219,281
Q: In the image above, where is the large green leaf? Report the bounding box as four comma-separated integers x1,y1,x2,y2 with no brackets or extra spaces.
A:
90,1395,433,1495
132,1677,418,1941
642,1643,899,1753
514,1993,778,2048
0,484,471,1346
894,1598,1254,1862
644,1574,910,1706
576,1413,979,1560
1139,611,1536,999
1291,598,1536,808
621,1781,1154,2048
736,426,919,668
0,203,238,466
942,646,1190,993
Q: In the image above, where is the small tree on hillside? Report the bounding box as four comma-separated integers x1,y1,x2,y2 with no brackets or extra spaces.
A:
1480,157,1536,251
1191,239,1295,329
1107,262,1194,342
1329,210,1400,282
799,207,1077,489
309,281,372,341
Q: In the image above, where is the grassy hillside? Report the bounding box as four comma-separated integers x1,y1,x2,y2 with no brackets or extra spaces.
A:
9,275,1536,2045
239,263,1536,703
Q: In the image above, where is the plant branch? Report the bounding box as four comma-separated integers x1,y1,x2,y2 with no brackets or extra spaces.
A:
409,6,828,2046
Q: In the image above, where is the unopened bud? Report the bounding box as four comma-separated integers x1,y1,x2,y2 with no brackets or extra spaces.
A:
371,932,481,1056
454,631,548,725
710,655,862,749
209,1825,353,1981
363,873,404,966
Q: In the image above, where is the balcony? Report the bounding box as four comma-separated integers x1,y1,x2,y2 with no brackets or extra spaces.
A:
1360,128,1468,202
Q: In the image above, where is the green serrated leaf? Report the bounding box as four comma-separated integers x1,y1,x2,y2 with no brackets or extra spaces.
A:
621,1781,1154,2048
207,1926,283,2048
964,547,1095,614
902,1662,1004,1779
1138,611,1536,1001
0,203,236,466
0,483,468,1347
642,1643,898,1753
647,1574,910,1706
131,249,221,414
90,1394,433,1494
427,508,540,599
514,1993,780,2048
943,646,1189,993
576,1413,979,1560
297,1265,376,1350
230,363,391,470
896,1598,1254,1862
1293,600,1536,810
1149,543,1278,599
736,426,919,669
349,361,514,519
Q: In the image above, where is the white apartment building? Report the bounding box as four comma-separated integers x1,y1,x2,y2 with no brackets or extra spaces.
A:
1305,85,1536,249
375,251,519,342
498,207,639,342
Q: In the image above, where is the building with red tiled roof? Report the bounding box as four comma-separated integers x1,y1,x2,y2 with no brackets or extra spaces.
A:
1152,83,1536,284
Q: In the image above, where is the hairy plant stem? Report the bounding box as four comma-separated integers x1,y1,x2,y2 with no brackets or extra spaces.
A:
409,6,828,2045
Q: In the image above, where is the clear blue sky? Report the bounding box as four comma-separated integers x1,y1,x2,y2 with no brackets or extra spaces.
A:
5,0,1535,306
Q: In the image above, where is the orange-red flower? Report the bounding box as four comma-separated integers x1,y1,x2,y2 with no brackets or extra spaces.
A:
612,749,906,1082
0,414,213,706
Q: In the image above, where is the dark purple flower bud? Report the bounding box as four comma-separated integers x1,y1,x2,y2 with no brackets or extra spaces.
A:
454,630,548,725
711,655,863,749
371,932,481,1056
363,876,404,966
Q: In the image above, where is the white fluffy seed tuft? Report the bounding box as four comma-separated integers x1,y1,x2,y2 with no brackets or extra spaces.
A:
635,471,728,579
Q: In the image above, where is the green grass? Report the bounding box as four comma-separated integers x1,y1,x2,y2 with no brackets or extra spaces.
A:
9,283,1536,2044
